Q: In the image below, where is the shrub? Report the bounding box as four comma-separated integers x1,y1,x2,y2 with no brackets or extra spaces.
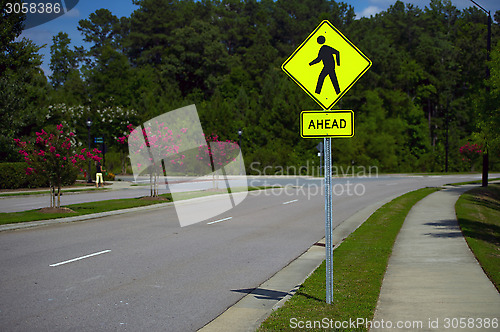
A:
0,162,49,189
104,171,115,181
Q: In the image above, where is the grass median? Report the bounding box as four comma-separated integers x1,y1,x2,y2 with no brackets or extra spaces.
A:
446,177,500,186
456,184,500,292
0,186,274,226
0,196,172,225
258,187,439,332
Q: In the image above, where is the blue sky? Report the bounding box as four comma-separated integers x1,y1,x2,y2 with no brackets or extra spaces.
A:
19,0,500,76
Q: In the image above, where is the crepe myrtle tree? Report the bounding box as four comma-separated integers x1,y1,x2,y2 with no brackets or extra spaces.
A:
14,124,101,208
196,133,239,189
118,123,188,197
459,142,483,172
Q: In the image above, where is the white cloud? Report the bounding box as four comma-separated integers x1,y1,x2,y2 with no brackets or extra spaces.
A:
64,8,80,18
357,6,383,18
18,29,53,46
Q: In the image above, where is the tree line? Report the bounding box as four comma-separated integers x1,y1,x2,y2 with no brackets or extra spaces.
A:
1,0,499,174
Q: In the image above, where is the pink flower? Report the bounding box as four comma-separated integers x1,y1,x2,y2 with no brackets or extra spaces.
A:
49,146,56,153
57,124,63,131
69,132,75,137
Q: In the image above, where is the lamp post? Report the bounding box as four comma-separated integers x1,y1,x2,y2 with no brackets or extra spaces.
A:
470,0,491,187
238,128,243,175
86,118,93,183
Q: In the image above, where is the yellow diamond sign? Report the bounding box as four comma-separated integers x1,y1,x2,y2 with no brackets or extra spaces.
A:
282,20,371,110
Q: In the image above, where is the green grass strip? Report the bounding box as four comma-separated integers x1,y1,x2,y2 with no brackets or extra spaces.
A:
259,187,439,332
0,186,276,226
446,178,500,186
0,197,171,225
456,184,500,292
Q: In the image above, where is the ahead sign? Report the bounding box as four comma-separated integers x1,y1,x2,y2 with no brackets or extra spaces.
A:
300,110,353,138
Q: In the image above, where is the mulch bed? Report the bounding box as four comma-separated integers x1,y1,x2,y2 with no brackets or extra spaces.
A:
140,196,170,201
39,207,76,213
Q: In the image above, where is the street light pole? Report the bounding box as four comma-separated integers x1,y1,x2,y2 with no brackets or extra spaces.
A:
470,0,491,187
86,118,93,183
238,128,243,175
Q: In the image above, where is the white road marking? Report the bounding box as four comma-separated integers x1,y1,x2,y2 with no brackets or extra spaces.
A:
49,250,111,267
283,199,299,205
207,217,232,225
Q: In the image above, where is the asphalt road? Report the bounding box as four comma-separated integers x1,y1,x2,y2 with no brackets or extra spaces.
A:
0,174,491,331
0,174,488,213
0,177,250,213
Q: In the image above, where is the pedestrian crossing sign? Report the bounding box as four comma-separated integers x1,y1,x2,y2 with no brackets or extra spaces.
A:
282,20,372,110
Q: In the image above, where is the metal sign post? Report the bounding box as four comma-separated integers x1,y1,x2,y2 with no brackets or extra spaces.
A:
324,137,333,304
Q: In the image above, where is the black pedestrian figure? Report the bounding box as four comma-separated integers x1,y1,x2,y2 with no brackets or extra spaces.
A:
309,35,341,95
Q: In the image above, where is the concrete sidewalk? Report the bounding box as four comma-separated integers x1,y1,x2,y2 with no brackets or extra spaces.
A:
372,186,500,331
0,180,136,196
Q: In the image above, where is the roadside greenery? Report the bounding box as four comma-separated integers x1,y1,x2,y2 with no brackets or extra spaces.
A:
13,124,101,208
1,0,499,177
258,187,438,332
456,184,500,291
